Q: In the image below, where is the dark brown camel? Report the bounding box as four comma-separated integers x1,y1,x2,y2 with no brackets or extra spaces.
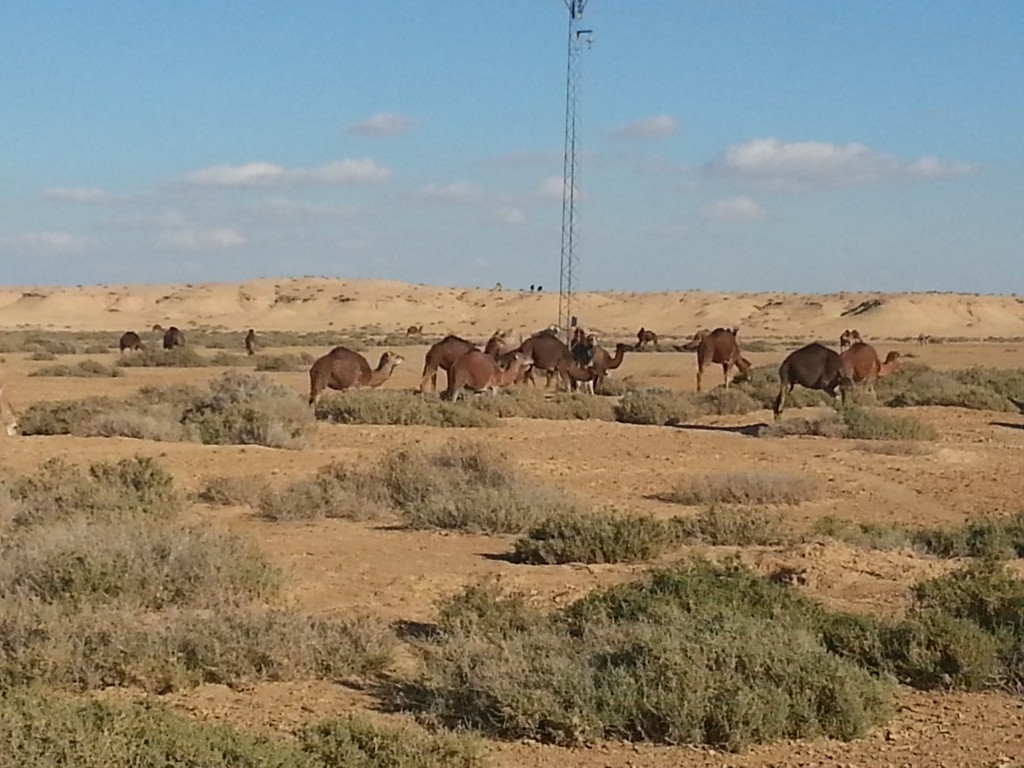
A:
483,330,513,359
308,349,404,406
406,324,423,336
416,335,476,393
694,327,752,392
636,327,659,351
570,328,595,367
151,324,163,332
773,342,851,420
119,331,145,353
244,329,258,356
518,332,575,389
588,341,630,390
162,326,185,350
839,342,902,398
444,350,532,402
839,329,863,352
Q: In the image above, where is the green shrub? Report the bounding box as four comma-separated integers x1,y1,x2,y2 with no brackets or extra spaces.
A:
29,360,122,378
613,390,697,425
812,517,917,551
116,346,210,368
379,442,581,534
512,512,677,564
666,471,818,506
470,390,616,421
17,397,122,436
876,366,1016,412
840,406,938,441
672,505,787,546
316,391,498,428
257,463,390,522
298,717,483,768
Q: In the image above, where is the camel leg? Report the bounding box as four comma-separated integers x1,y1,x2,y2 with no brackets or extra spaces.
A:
696,364,703,393
772,383,791,421
722,363,730,390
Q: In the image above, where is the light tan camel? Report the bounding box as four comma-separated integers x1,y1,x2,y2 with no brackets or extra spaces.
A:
694,327,752,392
444,350,532,402
308,348,404,406
839,342,902,398
588,341,630,390
417,335,477,393
406,324,423,336
119,331,145,353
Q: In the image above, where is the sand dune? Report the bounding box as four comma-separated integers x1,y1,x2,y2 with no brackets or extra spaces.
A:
0,277,1022,340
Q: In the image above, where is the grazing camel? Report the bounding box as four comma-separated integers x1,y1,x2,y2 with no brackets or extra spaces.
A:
695,327,752,392
773,343,851,420
0,384,18,436
636,327,659,351
119,331,145,353
518,332,575,389
244,329,258,356
162,326,185,350
444,350,532,402
917,333,933,346
417,335,477,393
308,348,404,406
839,329,863,352
839,342,902,398
406,324,423,336
588,341,630,390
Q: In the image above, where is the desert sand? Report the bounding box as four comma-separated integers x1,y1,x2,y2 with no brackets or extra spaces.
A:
1,277,1023,340
1,277,1024,767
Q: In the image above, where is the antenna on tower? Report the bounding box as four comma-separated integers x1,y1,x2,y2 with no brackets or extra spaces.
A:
557,0,592,343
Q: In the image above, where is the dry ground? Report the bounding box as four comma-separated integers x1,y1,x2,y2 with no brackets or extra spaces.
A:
2,336,1024,768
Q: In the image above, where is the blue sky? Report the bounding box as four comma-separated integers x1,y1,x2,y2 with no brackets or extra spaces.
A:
1,1,1021,293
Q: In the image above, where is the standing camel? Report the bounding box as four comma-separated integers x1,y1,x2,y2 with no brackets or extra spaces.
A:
694,327,752,392
416,335,476,393
839,329,863,352
839,342,902,399
773,343,851,420
636,327,659,351
444,350,532,402
162,326,186,350
244,329,258,356
308,349,404,406
587,340,630,390
119,331,145,353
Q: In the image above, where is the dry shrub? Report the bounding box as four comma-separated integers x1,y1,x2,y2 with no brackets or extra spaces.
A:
87,406,193,442
672,505,787,546
613,390,699,425
876,365,1017,412
256,353,314,371
469,389,616,421
196,474,271,507
855,441,934,456
29,360,122,378
257,463,391,522
757,412,846,438
512,511,677,564
666,470,819,506
380,441,581,534
316,391,498,428
841,406,938,441
116,346,210,368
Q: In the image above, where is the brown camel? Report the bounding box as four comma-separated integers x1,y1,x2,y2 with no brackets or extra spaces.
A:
839,329,863,352
569,328,596,367
518,332,575,389
444,350,532,402
308,348,404,406
675,328,711,352
695,327,752,392
483,330,513,358
244,329,258,356
588,341,630,390
151,324,163,332
162,326,185,350
406,324,423,336
416,335,477,393
839,342,902,398
119,331,145,353
916,333,933,346
773,343,851,420
636,327,659,351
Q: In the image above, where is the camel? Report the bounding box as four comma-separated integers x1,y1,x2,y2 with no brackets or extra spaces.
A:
244,329,258,356
308,348,404,406
406,324,423,336
416,335,477,393
570,328,595,367
162,326,185,350
839,329,863,352
675,328,711,353
119,331,145,353
917,333,933,346
636,327,659,351
839,342,902,398
694,327,752,392
518,332,575,389
151,324,163,332
483,330,513,359
444,350,532,402
587,341,630,390
773,343,851,420
0,385,18,436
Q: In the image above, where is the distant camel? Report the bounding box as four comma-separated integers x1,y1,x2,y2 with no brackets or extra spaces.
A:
636,327,659,351
151,324,163,332
162,326,185,350
916,333,933,346
444,350,532,402
308,348,404,406
839,329,863,352
417,335,477,393
839,342,902,399
773,343,851,420
588,341,630,390
694,327,752,392
119,331,145,353
0,384,18,436
244,329,258,356
406,324,423,336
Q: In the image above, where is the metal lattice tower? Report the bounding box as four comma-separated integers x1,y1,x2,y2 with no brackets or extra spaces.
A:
557,0,592,341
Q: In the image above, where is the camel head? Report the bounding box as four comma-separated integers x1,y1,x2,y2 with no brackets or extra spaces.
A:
377,351,405,371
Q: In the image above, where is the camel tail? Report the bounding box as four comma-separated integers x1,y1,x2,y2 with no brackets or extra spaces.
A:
772,363,790,420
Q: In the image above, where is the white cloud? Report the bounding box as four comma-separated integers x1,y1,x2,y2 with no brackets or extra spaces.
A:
710,138,978,188
417,181,484,202
182,159,390,187
489,207,527,226
159,228,245,250
534,176,566,201
609,115,679,140
5,231,93,253
43,187,112,203
348,112,416,137
699,196,768,222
